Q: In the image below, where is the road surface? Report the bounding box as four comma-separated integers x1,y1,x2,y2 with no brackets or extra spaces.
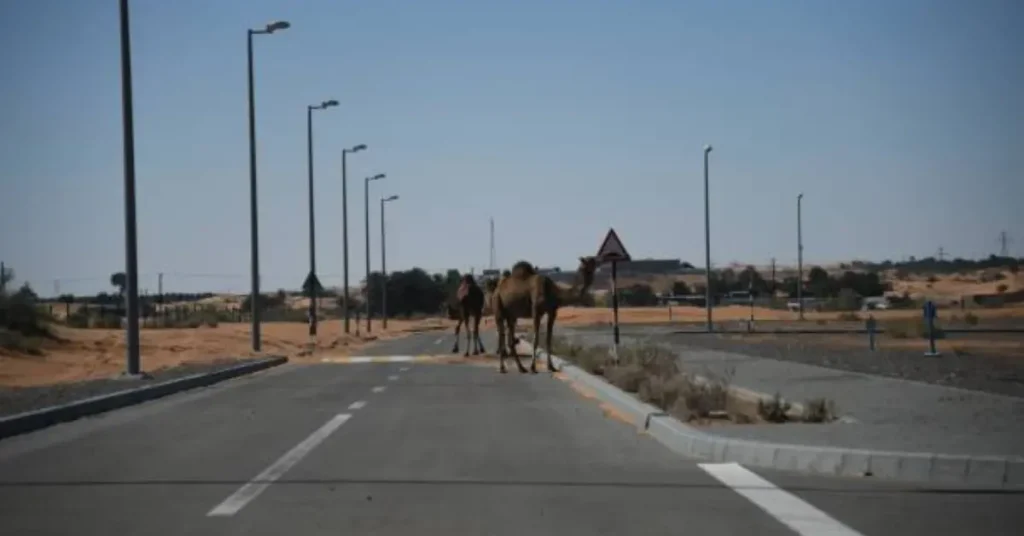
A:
0,329,1020,535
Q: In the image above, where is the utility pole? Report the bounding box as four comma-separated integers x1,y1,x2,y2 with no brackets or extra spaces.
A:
936,246,946,262
119,0,142,377
158,272,163,296
54,280,60,297
0,261,5,293
770,258,776,296
999,231,1010,257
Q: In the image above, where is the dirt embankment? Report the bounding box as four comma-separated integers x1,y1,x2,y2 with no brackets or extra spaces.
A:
0,318,450,388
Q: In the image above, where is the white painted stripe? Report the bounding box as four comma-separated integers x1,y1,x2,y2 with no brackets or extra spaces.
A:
372,386,386,393
698,463,864,536
388,375,399,381
207,413,352,517
386,356,414,362
347,400,367,410
433,337,444,345
400,366,410,372
348,357,373,363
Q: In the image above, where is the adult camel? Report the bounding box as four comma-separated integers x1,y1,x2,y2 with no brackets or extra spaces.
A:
492,257,597,373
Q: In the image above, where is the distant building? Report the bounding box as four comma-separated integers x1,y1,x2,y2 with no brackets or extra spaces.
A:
595,258,684,275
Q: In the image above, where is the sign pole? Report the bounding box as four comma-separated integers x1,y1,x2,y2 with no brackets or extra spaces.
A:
593,228,631,366
611,260,620,364
866,315,876,351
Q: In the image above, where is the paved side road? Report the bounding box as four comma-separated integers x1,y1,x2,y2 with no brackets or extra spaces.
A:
0,330,1020,535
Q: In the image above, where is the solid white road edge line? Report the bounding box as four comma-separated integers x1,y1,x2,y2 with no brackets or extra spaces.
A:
348,400,367,410
207,413,352,517
372,386,386,393
698,463,865,536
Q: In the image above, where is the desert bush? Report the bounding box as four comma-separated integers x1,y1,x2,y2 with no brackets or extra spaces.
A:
605,364,647,393
758,393,791,423
836,312,860,322
0,327,43,355
802,398,837,423
964,312,980,326
0,292,52,339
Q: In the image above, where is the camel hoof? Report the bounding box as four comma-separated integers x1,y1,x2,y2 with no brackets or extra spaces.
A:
499,367,508,374
517,366,529,374
530,365,538,374
451,347,459,354
548,363,560,373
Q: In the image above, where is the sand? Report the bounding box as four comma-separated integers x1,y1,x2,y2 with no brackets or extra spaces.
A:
0,318,450,388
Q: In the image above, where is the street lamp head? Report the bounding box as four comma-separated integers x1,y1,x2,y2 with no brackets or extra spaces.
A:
265,21,290,33
798,193,804,200
349,144,367,153
371,173,386,181
704,144,713,153
383,195,399,202
322,99,339,108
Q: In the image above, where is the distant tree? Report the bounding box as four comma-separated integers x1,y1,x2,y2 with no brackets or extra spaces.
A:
0,265,13,294
997,284,1008,294
621,284,657,306
14,283,38,302
671,281,691,296
737,266,770,295
806,266,833,297
110,272,127,297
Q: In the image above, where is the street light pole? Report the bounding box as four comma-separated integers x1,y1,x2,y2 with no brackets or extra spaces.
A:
341,144,367,334
797,193,805,321
364,173,386,333
118,0,141,376
380,195,398,329
306,100,338,337
246,19,289,352
703,144,714,333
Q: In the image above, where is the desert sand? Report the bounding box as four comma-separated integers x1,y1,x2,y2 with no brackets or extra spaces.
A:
0,318,449,388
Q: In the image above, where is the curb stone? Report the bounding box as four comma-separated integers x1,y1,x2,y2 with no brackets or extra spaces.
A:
0,356,288,440
518,341,1024,488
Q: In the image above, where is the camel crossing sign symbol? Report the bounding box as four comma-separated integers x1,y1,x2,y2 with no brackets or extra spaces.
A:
596,228,631,264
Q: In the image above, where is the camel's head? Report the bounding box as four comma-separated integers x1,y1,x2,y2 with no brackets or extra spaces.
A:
575,256,598,296
485,278,499,293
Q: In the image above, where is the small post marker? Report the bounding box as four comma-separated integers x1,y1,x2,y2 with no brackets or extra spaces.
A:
923,300,941,357
866,315,877,351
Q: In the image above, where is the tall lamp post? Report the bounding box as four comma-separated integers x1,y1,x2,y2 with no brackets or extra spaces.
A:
364,173,386,332
380,195,399,329
797,193,805,321
118,0,141,376
305,99,338,337
703,144,714,333
246,19,289,352
341,144,367,334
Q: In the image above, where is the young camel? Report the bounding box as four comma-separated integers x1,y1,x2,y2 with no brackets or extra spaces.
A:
492,257,597,374
450,274,486,356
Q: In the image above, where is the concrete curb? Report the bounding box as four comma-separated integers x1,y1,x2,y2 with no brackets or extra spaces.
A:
519,341,1024,488
0,356,288,440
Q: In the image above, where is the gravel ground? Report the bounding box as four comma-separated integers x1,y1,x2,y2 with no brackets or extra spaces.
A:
0,357,258,418
564,325,1024,398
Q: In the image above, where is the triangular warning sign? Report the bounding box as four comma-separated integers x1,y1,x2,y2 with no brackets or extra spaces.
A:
302,272,325,296
596,228,631,263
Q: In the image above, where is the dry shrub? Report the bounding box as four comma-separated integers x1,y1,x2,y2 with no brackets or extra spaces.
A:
802,397,837,423
758,393,791,423
605,364,646,393
618,342,679,379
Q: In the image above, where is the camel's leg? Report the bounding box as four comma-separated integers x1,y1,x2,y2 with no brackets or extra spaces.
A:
472,313,484,355
451,316,462,353
508,317,528,373
495,311,507,373
546,307,559,372
529,309,543,374
462,310,472,357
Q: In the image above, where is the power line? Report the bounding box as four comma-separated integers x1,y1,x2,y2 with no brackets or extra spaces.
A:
489,217,496,271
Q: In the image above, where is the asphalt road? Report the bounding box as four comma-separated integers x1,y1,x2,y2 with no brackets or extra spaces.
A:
0,329,1020,535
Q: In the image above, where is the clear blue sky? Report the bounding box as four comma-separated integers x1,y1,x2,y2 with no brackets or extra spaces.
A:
1,0,1021,296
